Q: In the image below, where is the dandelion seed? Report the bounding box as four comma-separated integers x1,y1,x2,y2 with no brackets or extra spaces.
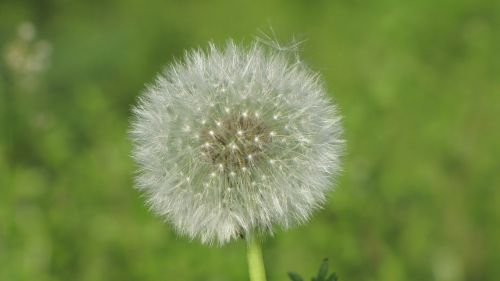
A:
130,40,344,245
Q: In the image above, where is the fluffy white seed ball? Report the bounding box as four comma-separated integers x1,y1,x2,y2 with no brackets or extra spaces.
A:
130,40,344,245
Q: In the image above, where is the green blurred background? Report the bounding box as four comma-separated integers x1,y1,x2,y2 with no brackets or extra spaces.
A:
1,0,499,280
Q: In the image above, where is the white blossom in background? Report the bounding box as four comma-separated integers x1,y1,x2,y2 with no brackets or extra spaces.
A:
130,40,344,245
4,22,52,76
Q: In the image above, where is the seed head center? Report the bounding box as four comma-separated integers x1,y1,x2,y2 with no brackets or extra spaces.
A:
201,112,272,173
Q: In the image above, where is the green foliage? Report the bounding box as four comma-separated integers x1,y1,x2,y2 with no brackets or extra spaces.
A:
1,0,500,280
288,272,304,281
288,259,338,281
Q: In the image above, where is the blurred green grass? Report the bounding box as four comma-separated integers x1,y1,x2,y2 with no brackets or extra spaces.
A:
1,0,499,280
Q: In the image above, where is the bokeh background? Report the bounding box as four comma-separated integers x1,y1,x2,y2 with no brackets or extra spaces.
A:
1,0,499,280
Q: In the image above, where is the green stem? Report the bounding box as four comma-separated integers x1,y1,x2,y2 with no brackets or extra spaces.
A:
246,238,267,281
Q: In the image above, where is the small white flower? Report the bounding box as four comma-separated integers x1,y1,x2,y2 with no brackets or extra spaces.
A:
5,22,52,78
130,40,344,245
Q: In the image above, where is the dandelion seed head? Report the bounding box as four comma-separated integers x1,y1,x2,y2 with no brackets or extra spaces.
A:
130,40,344,245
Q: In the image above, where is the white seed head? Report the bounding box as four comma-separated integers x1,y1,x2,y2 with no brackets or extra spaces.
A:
130,40,344,245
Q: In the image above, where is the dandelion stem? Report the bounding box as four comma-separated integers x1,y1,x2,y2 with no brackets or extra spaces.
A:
247,237,267,281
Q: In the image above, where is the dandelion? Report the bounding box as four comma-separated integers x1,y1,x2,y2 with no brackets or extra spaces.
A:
130,40,344,281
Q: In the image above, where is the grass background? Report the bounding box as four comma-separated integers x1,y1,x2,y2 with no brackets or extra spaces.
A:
1,0,499,280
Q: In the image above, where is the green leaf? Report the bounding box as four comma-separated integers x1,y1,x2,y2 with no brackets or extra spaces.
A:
326,273,339,281
316,258,329,280
288,259,339,281
288,272,305,281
